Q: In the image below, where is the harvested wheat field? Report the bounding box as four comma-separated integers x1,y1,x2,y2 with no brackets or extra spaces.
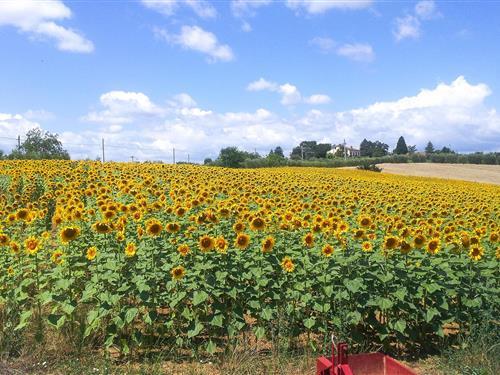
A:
377,163,500,185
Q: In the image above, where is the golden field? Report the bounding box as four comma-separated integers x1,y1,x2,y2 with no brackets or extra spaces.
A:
0,160,498,358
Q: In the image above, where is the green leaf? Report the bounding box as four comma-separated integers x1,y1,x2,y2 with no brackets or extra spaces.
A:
125,307,138,324
187,322,204,338
211,314,224,328
377,297,393,310
393,319,407,334
254,326,266,339
14,310,32,331
48,314,66,329
193,291,209,306
261,308,273,321
304,318,316,329
206,340,217,354
425,308,440,323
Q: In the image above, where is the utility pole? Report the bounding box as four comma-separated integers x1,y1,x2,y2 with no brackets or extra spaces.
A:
173,148,176,164
344,139,347,160
130,156,135,162
102,138,105,163
187,154,190,163
301,145,304,160
17,135,21,150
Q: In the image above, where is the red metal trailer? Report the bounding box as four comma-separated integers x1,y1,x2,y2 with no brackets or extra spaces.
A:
316,337,417,375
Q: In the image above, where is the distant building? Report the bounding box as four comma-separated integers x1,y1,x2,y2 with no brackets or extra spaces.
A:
327,144,361,158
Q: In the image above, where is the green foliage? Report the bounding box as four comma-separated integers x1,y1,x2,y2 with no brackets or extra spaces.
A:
215,147,260,168
359,139,389,157
394,136,408,155
357,163,382,172
425,141,435,154
8,129,70,160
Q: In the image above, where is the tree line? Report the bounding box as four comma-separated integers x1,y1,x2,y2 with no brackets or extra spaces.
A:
0,129,70,160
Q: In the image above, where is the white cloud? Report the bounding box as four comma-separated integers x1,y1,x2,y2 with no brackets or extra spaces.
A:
247,78,331,106
231,0,272,17
23,109,55,121
241,21,252,32
0,0,94,53
154,26,234,62
247,78,278,91
394,15,421,41
394,1,440,41
141,0,217,19
286,0,373,14
305,94,331,105
6,77,498,161
0,113,41,153
309,37,336,52
278,83,302,105
415,0,439,20
336,43,375,62
170,93,197,108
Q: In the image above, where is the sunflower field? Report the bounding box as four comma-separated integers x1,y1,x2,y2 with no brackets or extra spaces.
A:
0,160,498,357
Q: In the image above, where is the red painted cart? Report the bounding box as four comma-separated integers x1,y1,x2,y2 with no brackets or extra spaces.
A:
316,337,417,375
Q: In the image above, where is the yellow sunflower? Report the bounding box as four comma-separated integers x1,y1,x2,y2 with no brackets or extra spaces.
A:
51,250,64,265
60,226,80,243
250,217,266,231
177,244,191,257
199,235,215,252
303,232,314,248
171,265,186,280
215,237,228,254
362,241,373,252
146,219,163,237
24,236,40,255
281,256,295,273
86,246,98,261
235,233,250,250
321,244,334,257
426,239,440,255
261,236,275,253
125,242,137,257
469,246,484,261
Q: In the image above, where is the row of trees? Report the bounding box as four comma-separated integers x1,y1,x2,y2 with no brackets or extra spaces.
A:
207,136,461,168
0,129,70,160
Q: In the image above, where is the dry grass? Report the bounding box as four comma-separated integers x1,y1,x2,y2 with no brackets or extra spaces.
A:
377,163,500,185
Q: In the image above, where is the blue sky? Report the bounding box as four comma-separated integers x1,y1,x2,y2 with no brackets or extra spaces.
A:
1,0,499,162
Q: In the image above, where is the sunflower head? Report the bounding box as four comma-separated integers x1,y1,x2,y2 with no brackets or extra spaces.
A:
321,244,334,257
125,242,137,257
86,246,98,261
199,235,215,252
362,241,373,252
171,265,186,281
24,237,40,255
426,239,440,255
281,256,295,273
51,250,64,265
235,233,250,250
303,232,314,248
384,236,399,250
469,246,484,261
250,217,265,231
215,237,228,254
261,236,275,253
60,226,80,243
146,219,163,237
177,244,190,257
166,222,181,233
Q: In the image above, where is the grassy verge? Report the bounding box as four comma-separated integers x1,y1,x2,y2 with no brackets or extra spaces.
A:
2,324,498,375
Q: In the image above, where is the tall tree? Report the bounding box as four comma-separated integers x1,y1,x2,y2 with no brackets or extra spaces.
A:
407,145,417,154
273,146,284,158
359,139,372,157
394,136,408,154
425,141,435,154
9,128,70,160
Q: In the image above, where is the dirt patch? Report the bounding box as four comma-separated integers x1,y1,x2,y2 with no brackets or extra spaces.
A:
376,163,500,185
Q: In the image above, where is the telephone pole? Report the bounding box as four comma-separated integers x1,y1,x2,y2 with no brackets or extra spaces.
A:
187,154,190,163
343,139,347,160
17,135,21,150
172,148,176,164
130,156,135,162
102,138,105,163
